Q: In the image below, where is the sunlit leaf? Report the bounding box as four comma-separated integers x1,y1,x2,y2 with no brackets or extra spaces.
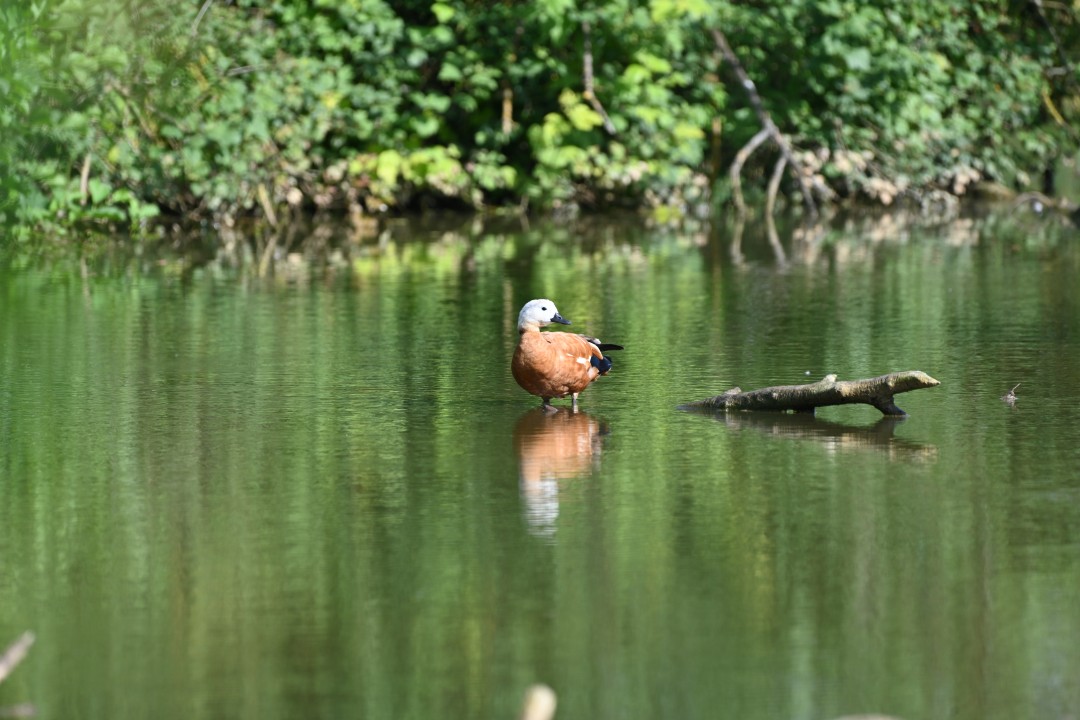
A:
431,2,454,23
565,103,603,131
844,47,871,72
438,63,462,82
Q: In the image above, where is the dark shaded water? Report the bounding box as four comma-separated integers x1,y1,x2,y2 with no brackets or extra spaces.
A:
2,211,1079,719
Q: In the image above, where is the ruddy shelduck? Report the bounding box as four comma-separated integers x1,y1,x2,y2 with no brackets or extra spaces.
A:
511,299,622,411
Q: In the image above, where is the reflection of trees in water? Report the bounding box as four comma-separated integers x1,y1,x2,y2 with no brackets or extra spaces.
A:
513,409,607,538
35,209,1076,284
726,211,995,268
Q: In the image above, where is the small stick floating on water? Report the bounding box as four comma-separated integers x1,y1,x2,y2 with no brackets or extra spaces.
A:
1001,383,1020,405
0,631,35,718
0,632,34,685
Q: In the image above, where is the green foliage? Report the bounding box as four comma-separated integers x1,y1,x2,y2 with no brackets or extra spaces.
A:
0,0,193,231
1,0,1077,232
0,1,52,229
728,0,1076,203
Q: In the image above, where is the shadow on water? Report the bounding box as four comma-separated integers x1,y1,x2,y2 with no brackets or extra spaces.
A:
692,410,938,461
513,408,609,538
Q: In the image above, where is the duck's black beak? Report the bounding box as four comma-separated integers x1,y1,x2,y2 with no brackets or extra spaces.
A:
551,313,571,325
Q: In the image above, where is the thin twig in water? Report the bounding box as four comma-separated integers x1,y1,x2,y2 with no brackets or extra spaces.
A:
0,703,37,718
258,229,278,278
0,632,34,685
1001,383,1020,404
764,211,787,266
765,154,787,217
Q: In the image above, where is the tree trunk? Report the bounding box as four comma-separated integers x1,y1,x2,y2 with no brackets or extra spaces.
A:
680,371,940,416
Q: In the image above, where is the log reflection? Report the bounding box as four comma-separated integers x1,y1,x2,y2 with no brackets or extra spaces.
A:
715,412,937,461
513,409,607,537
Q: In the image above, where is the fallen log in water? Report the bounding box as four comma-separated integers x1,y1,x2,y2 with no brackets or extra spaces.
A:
680,371,940,416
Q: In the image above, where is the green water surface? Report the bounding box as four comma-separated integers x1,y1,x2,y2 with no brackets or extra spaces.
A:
2,213,1079,719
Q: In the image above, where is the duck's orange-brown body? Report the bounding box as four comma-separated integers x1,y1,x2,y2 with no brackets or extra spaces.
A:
512,330,606,402
511,298,620,410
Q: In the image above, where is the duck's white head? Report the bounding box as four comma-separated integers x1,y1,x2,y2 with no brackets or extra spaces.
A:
517,298,572,331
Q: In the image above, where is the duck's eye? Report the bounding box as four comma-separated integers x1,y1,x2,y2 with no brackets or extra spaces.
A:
541,306,547,311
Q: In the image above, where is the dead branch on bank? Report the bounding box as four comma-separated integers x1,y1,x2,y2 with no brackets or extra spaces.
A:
680,371,941,417
1029,0,1077,92
79,153,92,207
711,29,830,218
582,21,616,135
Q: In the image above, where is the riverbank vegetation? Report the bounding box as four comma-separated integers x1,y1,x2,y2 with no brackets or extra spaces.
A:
2,0,1078,235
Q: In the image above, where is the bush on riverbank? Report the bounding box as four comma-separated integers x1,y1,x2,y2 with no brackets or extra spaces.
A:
1,0,1077,233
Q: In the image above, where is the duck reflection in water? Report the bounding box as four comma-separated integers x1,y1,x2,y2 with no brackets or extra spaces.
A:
513,408,608,538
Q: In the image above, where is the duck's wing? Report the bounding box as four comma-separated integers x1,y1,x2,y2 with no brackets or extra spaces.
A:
515,331,608,397
555,333,617,375
545,332,617,384
575,334,623,352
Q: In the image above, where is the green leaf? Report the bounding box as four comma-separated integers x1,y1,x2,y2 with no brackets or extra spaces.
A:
636,52,672,75
430,26,454,45
565,103,603,131
87,178,112,204
407,48,428,67
672,122,705,141
438,63,462,82
431,2,455,23
845,47,871,72
412,115,440,138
